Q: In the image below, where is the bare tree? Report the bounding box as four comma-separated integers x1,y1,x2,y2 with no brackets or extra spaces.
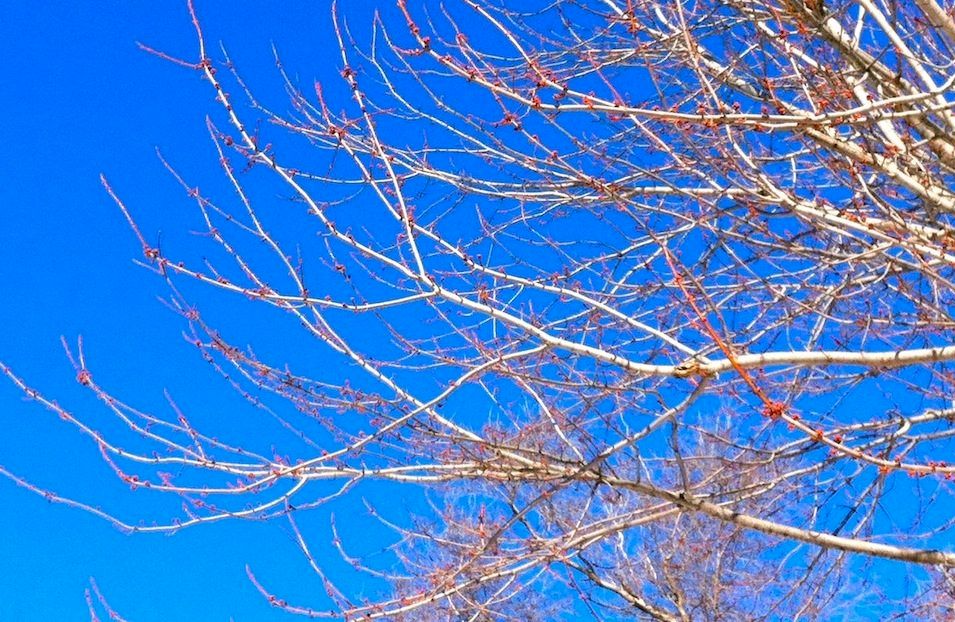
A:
8,0,955,618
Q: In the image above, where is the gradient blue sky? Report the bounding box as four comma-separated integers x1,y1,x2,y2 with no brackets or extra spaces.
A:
0,2,394,619
3,2,942,620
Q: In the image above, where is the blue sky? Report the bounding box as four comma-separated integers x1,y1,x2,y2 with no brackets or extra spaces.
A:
3,2,952,619
0,2,392,619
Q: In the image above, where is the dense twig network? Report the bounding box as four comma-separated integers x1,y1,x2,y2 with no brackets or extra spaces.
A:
10,0,955,619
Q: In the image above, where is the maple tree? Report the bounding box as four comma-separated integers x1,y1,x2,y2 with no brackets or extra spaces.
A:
8,0,955,618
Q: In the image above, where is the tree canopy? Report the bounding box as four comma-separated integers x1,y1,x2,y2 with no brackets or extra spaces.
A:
8,0,955,619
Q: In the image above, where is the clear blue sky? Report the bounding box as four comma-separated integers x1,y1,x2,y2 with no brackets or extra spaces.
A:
0,2,389,619
1,2,945,620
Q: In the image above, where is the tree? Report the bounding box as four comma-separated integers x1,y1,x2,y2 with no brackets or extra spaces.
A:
6,0,955,618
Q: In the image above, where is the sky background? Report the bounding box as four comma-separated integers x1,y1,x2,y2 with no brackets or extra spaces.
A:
0,2,395,619
1,2,944,619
